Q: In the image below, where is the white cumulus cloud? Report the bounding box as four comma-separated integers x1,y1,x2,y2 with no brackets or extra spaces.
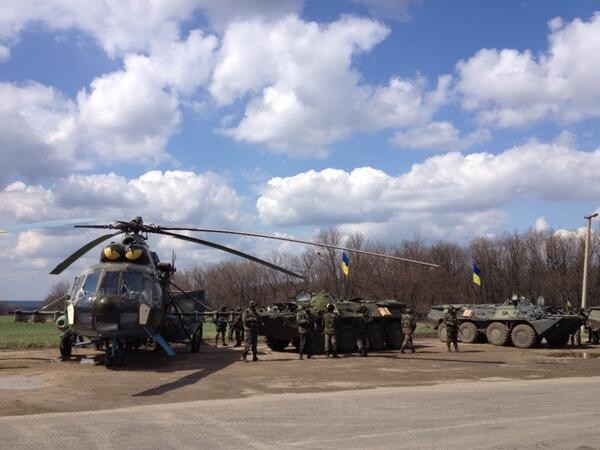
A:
390,121,490,151
211,15,448,157
257,139,600,239
0,29,218,184
0,0,200,58
456,12,600,127
0,170,248,227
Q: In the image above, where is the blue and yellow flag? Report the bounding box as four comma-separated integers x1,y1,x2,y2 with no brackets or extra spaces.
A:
341,253,350,277
472,263,481,286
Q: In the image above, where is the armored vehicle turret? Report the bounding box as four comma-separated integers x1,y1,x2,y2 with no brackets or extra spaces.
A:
428,297,584,348
258,290,409,353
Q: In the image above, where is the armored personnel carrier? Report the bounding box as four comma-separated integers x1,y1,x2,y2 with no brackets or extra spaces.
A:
428,297,584,348
258,290,409,353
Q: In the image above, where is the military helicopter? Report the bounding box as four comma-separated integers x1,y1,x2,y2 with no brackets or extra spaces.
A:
46,216,438,366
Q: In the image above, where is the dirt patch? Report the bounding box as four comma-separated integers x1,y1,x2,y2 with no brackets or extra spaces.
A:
1,338,599,417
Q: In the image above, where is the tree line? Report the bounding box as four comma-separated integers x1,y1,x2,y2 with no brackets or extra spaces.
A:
170,227,600,317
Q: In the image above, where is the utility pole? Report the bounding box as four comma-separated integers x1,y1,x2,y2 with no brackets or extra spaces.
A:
581,213,598,310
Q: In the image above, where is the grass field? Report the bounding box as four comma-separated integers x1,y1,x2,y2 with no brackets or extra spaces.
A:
0,316,61,350
0,317,219,350
0,316,434,350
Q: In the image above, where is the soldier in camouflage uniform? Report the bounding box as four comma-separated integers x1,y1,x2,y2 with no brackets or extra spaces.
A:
241,301,259,362
213,304,229,346
444,305,459,352
322,303,339,358
355,305,371,357
400,306,416,353
570,308,586,347
296,303,314,360
228,307,244,347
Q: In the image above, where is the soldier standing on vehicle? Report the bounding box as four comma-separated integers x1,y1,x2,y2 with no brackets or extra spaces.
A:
400,306,416,353
213,304,229,346
444,305,459,352
241,301,260,362
228,307,244,347
296,303,314,360
355,305,371,357
322,303,339,358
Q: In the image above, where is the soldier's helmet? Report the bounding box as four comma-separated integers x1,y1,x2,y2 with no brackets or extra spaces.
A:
448,305,455,311
249,300,256,308
327,303,334,312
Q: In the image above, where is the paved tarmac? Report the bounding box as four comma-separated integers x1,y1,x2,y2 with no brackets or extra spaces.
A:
2,376,599,449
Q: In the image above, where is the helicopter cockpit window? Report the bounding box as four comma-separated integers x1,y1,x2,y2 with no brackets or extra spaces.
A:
75,272,100,304
152,282,162,307
121,272,144,301
121,272,152,305
140,277,153,306
97,271,120,296
68,276,84,303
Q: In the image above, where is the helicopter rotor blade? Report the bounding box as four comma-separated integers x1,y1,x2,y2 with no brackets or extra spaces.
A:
50,232,123,275
74,224,116,230
0,218,97,234
157,227,440,268
155,230,304,279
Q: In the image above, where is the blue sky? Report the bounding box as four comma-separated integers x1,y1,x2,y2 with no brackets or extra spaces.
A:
1,0,600,299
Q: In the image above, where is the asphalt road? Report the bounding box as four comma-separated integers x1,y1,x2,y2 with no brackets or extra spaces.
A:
2,376,599,449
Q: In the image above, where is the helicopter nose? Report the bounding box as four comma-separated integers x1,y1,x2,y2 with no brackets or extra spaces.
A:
94,297,120,332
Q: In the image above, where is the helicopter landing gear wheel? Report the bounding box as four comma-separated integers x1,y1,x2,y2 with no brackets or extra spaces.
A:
59,332,74,359
190,331,201,353
104,339,126,367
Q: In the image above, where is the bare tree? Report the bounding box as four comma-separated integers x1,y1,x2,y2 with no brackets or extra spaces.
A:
42,280,71,310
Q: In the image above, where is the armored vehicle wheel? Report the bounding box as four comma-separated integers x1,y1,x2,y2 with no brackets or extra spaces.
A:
437,323,448,342
486,322,509,346
367,323,385,350
459,322,479,343
511,324,537,348
190,331,201,353
59,333,73,359
337,325,356,353
265,337,289,352
546,334,569,348
385,322,403,349
368,323,386,351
